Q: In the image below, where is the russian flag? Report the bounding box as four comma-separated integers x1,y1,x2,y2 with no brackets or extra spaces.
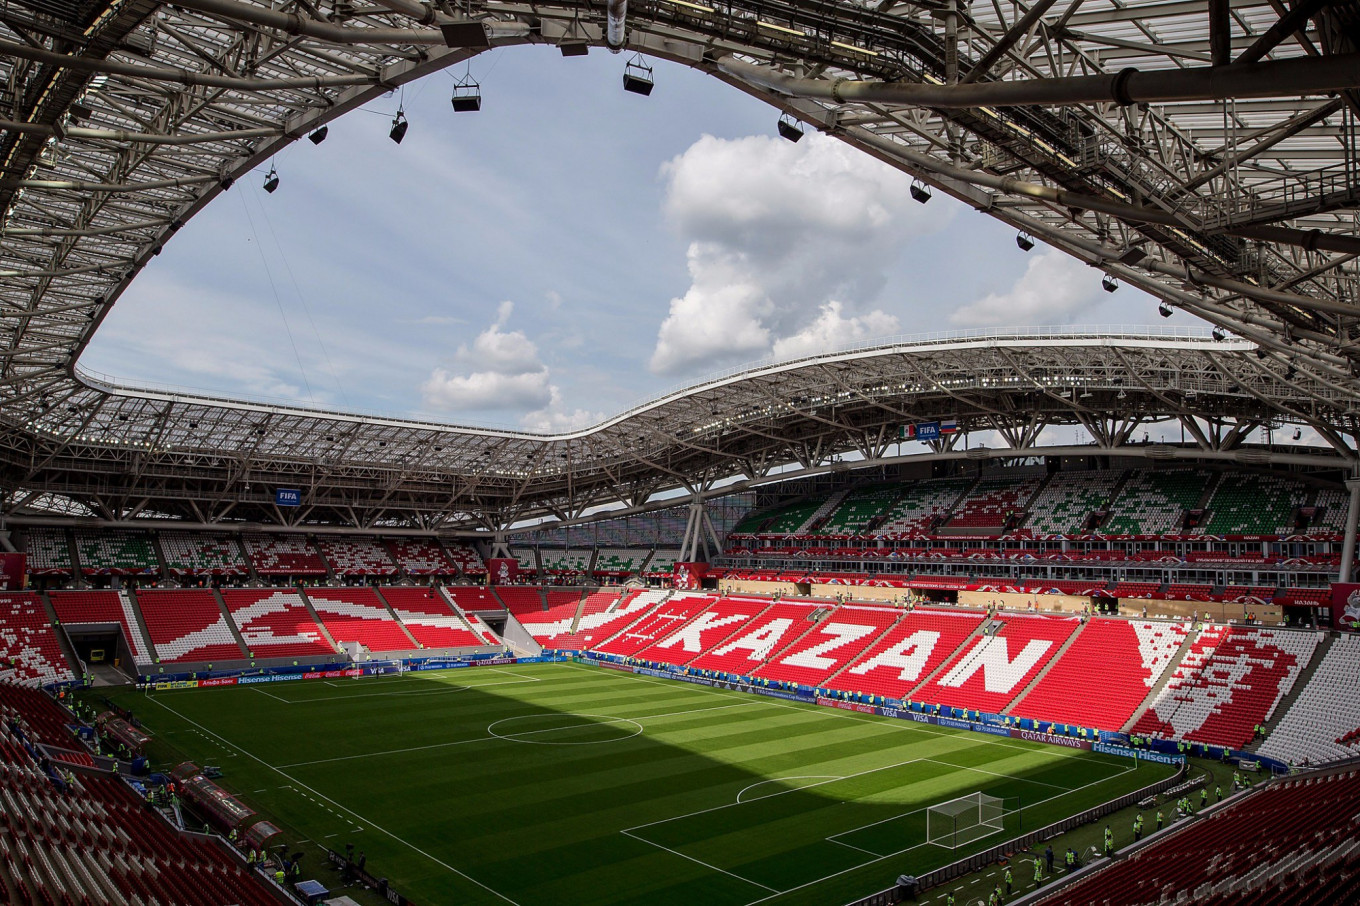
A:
940,418,959,434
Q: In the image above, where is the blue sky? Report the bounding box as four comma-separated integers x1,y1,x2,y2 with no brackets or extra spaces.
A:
80,47,1191,431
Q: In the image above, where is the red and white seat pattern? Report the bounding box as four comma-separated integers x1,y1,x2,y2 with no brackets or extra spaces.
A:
444,542,485,575
594,593,715,657
21,528,72,576
497,587,545,615
911,613,1079,712
1012,619,1187,730
0,698,281,906
220,589,334,658
0,593,73,685
158,531,248,576
755,604,901,687
1037,769,1360,906
533,590,660,650
687,602,818,674
133,590,244,663
388,539,456,575
517,595,590,646
1261,634,1360,765
946,476,1043,529
444,586,502,612
827,608,985,700
306,588,413,652
315,537,397,577
241,534,327,576
644,549,682,576
1133,626,1320,747
48,591,152,664
638,596,771,668
378,588,484,648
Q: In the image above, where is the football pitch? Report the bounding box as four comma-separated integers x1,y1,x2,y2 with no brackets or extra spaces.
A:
104,662,1173,906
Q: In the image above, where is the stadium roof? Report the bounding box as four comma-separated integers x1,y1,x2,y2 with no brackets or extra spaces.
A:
1,328,1354,530
2,0,1360,530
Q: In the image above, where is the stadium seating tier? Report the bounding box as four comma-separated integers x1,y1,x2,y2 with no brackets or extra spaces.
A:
133,589,245,663
827,608,986,701
0,593,73,684
220,589,334,658
912,614,1081,713
306,588,414,652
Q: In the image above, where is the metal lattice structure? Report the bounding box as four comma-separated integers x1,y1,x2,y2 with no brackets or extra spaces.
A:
0,327,1356,530
2,0,1360,532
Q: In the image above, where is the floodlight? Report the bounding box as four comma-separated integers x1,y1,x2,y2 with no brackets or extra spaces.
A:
1212,326,1225,341
1016,232,1034,251
1101,274,1118,292
308,126,328,144
263,166,279,194
1158,302,1172,317
1293,428,1302,440
910,180,932,204
777,114,803,142
451,76,482,112
623,55,654,95
1285,365,1297,379
389,109,408,144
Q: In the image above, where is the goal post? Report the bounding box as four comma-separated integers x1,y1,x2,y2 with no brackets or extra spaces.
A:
926,792,1007,849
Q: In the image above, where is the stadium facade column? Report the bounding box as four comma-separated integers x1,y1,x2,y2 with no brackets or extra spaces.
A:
489,532,512,561
1339,477,1360,583
679,499,723,563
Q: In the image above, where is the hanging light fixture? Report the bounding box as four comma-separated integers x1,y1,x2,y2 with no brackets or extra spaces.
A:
910,180,932,204
622,54,654,95
451,74,482,112
308,125,328,144
1158,302,1173,317
263,166,279,194
777,113,803,142
1016,232,1034,251
389,108,408,144
1101,274,1118,292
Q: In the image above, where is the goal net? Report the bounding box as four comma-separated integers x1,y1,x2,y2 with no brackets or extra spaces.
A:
926,792,1006,849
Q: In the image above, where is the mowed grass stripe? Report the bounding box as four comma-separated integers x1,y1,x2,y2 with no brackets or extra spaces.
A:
111,663,1172,906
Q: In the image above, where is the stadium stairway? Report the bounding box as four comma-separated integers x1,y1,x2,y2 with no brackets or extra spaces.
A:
120,591,157,668
294,590,341,651
1121,624,1199,733
1247,632,1338,754
799,490,848,534
813,609,906,688
65,528,84,580
37,592,82,680
208,588,253,657
758,604,836,667
591,590,674,650
149,534,172,578
1003,617,1090,714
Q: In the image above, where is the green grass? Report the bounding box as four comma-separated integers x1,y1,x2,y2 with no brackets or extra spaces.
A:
98,663,1174,906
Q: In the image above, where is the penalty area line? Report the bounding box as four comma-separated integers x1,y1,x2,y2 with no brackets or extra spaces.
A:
141,693,524,906
620,829,778,894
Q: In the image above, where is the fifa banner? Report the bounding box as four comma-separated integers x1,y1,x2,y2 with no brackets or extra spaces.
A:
672,561,708,590
0,553,25,590
486,558,519,585
1331,583,1360,631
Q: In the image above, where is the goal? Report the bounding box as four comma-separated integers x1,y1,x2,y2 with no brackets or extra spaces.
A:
926,792,1006,849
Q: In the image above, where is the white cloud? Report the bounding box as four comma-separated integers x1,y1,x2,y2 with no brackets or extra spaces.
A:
950,250,1103,327
421,302,554,411
771,301,901,361
520,388,605,433
650,132,948,375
